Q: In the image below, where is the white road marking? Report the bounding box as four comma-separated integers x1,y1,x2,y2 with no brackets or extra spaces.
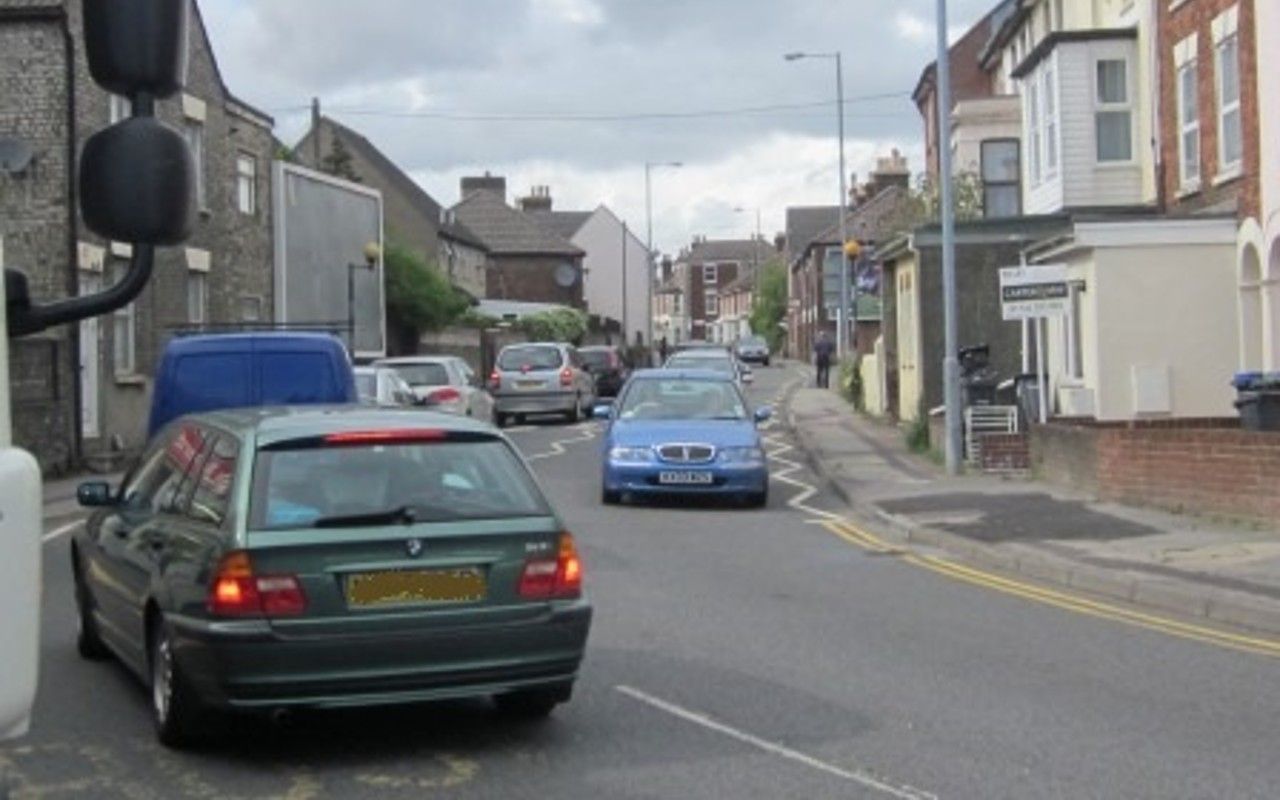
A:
616,685,937,800
504,425,537,433
524,424,598,462
43,519,84,543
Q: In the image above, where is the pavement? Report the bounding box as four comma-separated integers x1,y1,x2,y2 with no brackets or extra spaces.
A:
786,377,1280,637
9,363,1280,797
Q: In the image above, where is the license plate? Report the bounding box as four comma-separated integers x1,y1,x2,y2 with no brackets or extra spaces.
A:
658,471,715,485
346,567,486,607
516,380,543,390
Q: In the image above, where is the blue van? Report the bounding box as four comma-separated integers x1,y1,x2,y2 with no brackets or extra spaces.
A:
147,333,358,436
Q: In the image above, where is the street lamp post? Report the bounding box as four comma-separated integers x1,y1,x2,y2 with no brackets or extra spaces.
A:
346,241,381,356
785,51,849,359
645,161,682,362
934,0,962,475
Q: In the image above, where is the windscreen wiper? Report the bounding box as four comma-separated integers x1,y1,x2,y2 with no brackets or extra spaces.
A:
312,505,428,529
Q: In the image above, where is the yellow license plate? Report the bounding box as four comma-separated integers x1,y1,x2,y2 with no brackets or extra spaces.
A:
346,568,486,607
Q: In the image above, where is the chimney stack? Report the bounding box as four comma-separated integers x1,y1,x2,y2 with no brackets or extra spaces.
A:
460,172,507,200
518,185,553,213
868,149,911,196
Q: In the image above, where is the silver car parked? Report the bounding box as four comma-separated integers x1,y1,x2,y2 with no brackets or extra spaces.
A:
376,355,495,420
489,343,596,427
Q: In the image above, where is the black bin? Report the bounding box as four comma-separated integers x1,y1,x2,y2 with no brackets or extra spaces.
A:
1235,392,1280,432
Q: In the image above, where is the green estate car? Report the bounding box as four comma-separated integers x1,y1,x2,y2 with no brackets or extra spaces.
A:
71,407,591,747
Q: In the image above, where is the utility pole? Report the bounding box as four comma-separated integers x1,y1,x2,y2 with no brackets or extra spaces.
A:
311,97,322,165
645,161,681,361
935,0,962,475
622,220,629,345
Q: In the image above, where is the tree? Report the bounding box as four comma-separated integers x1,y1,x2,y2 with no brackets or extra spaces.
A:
383,241,470,354
321,137,361,183
884,171,984,236
518,308,588,345
749,257,788,352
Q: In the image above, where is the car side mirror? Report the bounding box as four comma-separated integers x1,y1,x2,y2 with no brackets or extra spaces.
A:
77,481,117,508
753,406,773,424
592,403,615,421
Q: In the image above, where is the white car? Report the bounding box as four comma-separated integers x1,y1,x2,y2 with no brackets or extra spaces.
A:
376,355,495,419
664,349,754,386
353,366,417,407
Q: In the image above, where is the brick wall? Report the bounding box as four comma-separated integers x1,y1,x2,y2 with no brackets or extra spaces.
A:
0,9,78,473
977,432,1030,473
486,254,585,308
1157,0,1260,220
1032,420,1280,523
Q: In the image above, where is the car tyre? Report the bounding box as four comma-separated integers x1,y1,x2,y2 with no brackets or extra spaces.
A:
73,555,110,661
748,486,769,509
567,395,583,424
495,412,508,429
494,684,570,720
602,486,621,505
764,358,771,367
150,618,209,748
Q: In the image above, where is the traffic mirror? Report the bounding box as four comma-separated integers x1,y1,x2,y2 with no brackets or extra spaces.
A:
79,117,193,245
83,0,189,98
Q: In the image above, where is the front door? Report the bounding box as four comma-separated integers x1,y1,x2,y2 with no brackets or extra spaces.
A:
79,274,102,439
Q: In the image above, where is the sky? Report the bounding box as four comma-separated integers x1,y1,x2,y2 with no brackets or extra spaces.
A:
201,0,994,256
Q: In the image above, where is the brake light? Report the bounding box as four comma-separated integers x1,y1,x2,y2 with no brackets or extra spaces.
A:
518,533,583,600
489,370,501,390
207,551,306,617
427,387,462,404
323,429,448,445
559,367,574,387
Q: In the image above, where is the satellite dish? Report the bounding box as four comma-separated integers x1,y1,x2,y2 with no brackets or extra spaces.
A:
0,138,34,175
554,262,579,288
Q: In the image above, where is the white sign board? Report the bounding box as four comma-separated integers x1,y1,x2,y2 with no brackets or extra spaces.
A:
999,264,1069,320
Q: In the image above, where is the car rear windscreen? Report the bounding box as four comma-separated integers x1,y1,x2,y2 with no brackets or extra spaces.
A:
249,440,551,530
580,350,613,369
392,363,450,387
498,346,563,371
667,356,734,375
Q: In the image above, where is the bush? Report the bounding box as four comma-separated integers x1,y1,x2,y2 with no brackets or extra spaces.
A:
517,308,588,344
839,357,865,411
904,403,931,453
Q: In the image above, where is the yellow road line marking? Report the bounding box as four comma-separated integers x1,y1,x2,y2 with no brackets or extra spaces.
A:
822,519,1280,659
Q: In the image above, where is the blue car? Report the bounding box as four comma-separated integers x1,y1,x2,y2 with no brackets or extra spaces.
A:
596,369,772,507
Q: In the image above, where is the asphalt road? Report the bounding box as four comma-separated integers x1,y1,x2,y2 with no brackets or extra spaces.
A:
7,363,1280,799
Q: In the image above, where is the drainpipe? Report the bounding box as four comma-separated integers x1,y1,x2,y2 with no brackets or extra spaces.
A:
63,13,83,469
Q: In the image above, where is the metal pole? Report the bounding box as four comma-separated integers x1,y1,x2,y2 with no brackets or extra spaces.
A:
645,164,653,357
347,264,355,353
935,0,962,474
0,237,10,447
836,53,850,362
622,221,629,346
1037,317,1049,424
1020,250,1030,374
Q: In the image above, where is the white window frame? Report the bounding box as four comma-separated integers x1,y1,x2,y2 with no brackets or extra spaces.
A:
184,121,206,210
108,93,130,124
1028,81,1042,185
1213,7,1242,179
1094,57,1134,163
111,260,136,376
706,292,719,316
1063,283,1084,381
1042,66,1059,176
1174,34,1200,190
236,153,257,215
703,263,718,284
187,270,207,325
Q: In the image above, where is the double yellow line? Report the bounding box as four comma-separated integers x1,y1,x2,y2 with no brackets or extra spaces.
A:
822,519,1280,659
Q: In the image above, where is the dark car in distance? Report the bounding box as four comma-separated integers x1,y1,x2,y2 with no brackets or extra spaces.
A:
579,346,630,397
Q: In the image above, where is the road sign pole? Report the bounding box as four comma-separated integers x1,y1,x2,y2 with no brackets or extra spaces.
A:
1037,317,1048,424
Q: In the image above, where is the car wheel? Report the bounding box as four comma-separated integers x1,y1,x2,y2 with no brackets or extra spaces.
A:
495,413,508,428
73,554,110,661
150,617,208,748
602,486,621,505
748,486,769,509
764,358,771,367
494,684,571,720
568,396,582,423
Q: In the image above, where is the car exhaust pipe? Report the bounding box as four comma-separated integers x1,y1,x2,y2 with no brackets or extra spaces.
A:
269,707,293,727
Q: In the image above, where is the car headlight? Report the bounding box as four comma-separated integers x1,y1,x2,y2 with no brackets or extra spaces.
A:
609,446,653,464
719,446,765,464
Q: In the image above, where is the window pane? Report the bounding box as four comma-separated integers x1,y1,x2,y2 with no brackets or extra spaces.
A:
187,272,205,323
984,184,1020,218
1096,111,1132,161
1179,65,1198,124
1222,107,1242,165
983,141,1019,184
1096,60,1127,104
1219,38,1239,104
189,435,237,527
1182,129,1200,181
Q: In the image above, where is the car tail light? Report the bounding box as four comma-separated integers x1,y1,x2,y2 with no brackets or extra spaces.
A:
559,367,574,388
488,370,501,390
427,387,462,404
518,533,583,600
207,551,307,617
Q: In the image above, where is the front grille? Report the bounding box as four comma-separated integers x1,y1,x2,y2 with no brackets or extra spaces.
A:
657,444,716,463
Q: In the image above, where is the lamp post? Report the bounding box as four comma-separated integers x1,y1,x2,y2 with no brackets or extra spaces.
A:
785,50,849,359
934,0,962,475
645,161,682,362
347,241,381,356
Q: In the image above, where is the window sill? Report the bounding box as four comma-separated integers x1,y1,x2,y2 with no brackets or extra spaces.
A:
1176,182,1201,199
1213,167,1243,187
114,374,147,387
1095,160,1139,171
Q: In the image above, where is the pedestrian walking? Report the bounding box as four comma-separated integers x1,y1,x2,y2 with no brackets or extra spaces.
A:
658,336,669,365
813,331,835,389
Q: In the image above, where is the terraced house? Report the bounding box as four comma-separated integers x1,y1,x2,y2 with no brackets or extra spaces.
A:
0,0,274,473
